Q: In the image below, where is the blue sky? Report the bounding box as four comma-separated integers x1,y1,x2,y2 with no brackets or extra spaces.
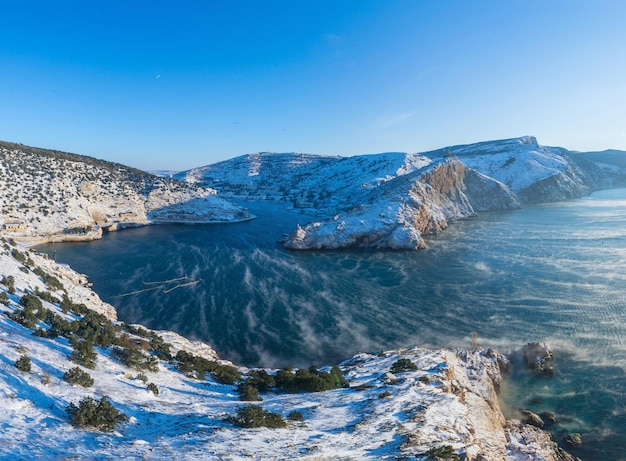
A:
2,1,626,170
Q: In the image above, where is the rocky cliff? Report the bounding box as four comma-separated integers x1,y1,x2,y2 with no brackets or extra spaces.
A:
283,159,520,250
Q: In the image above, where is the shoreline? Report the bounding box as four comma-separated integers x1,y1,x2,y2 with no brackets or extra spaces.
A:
6,214,258,248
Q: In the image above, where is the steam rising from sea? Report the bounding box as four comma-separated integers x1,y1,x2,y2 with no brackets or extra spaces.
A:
38,189,626,460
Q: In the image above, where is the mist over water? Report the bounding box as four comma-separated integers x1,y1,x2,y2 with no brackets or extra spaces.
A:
37,189,626,460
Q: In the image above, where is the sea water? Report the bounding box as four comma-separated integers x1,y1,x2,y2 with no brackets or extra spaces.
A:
36,188,626,460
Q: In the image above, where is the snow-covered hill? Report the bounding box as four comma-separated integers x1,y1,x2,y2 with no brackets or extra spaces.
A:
178,136,626,250
0,142,252,243
0,240,577,460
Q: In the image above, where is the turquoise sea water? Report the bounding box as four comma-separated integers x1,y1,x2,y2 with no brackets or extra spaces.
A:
37,188,626,460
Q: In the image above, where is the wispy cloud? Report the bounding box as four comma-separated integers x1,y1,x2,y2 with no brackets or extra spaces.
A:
375,111,416,129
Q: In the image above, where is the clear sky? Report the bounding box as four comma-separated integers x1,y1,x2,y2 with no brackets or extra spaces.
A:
2,1,626,171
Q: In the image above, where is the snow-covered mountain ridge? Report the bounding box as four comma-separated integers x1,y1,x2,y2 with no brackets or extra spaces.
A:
0,141,252,244
178,136,626,250
0,240,578,460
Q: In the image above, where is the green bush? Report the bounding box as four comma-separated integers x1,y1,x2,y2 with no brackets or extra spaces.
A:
112,346,158,372
390,358,418,374
237,384,263,401
245,369,276,392
174,350,240,383
63,366,94,387
147,382,159,395
227,405,286,429
424,445,459,461
66,397,129,431
2,275,15,294
15,355,31,372
275,366,348,393
287,410,304,422
68,338,97,369
10,308,38,329
0,291,9,305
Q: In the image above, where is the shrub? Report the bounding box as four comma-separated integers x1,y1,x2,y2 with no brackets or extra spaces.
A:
275,366,348,393
378,391,392,399
20,293,43,312
10,308,38,329
69,338,97,369
390,358,418,374
237,384,263,401
227,405,286,429
424,445,459,461
174,350,240,383
63,367,94,387
245,369,276,392
287,410,304,422
111,346,158,372
15,355,31,372
147,382,159,395
66,397,129,431
0,291,9,305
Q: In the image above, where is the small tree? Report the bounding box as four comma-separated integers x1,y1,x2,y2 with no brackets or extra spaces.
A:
15,355,31,372
63,367,94,387
66,397,129,431
237,384,262,402
147,383,159,395
69,338,97,369
390,358,418,374
227,405,286,429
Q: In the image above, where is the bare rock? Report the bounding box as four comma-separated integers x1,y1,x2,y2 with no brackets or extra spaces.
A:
564,432,583,448
522,409,545,428
523,342,554,375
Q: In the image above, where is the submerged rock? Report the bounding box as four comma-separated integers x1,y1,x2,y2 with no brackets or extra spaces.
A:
523,342,554,375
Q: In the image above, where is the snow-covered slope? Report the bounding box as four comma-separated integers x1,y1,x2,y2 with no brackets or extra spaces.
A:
284,159,520,250
178,136,626,250
0,142,252,243
424,136,593,203
0,241,576,460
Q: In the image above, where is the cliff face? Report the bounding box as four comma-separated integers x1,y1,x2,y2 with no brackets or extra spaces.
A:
283,159,519,250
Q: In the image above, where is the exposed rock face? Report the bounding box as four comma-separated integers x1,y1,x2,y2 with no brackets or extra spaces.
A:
505,421,582,461
523,342,554,375
283,159,519,250
426,136,594,204
564,432,583,448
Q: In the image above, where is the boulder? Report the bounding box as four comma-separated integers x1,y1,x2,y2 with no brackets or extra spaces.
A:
564,432,583,448
522,409,545,428
523,342,554,375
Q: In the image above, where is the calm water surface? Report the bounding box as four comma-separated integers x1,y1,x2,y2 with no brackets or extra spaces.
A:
37,188,626,460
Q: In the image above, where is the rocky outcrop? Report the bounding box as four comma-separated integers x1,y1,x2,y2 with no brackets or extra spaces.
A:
283,159,519,250
523,342,554,375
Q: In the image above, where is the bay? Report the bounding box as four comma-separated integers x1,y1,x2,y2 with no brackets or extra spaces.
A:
36,188,626,460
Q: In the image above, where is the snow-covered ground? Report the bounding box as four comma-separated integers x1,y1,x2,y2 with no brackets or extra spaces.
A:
0,240,576,460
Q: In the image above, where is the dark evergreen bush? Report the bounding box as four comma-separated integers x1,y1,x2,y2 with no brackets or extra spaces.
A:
424,445,458,461
275,366,348,393
111,346,158,372
147,382,159,395
0,291,9,305
237,384,263,401
390,358,418,374
63,366,94,387
174,350,240,383
227,405,286,429
287,410,304,422
69,338,97,369
245,369,276,392
66,397,129,431
15,355,31,372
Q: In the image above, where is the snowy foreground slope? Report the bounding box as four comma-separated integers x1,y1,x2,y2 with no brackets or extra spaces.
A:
177,136,626,250
0,142,252,244
0,240,577,460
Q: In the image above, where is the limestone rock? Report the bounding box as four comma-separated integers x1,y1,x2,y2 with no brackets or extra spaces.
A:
523,342,554,375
